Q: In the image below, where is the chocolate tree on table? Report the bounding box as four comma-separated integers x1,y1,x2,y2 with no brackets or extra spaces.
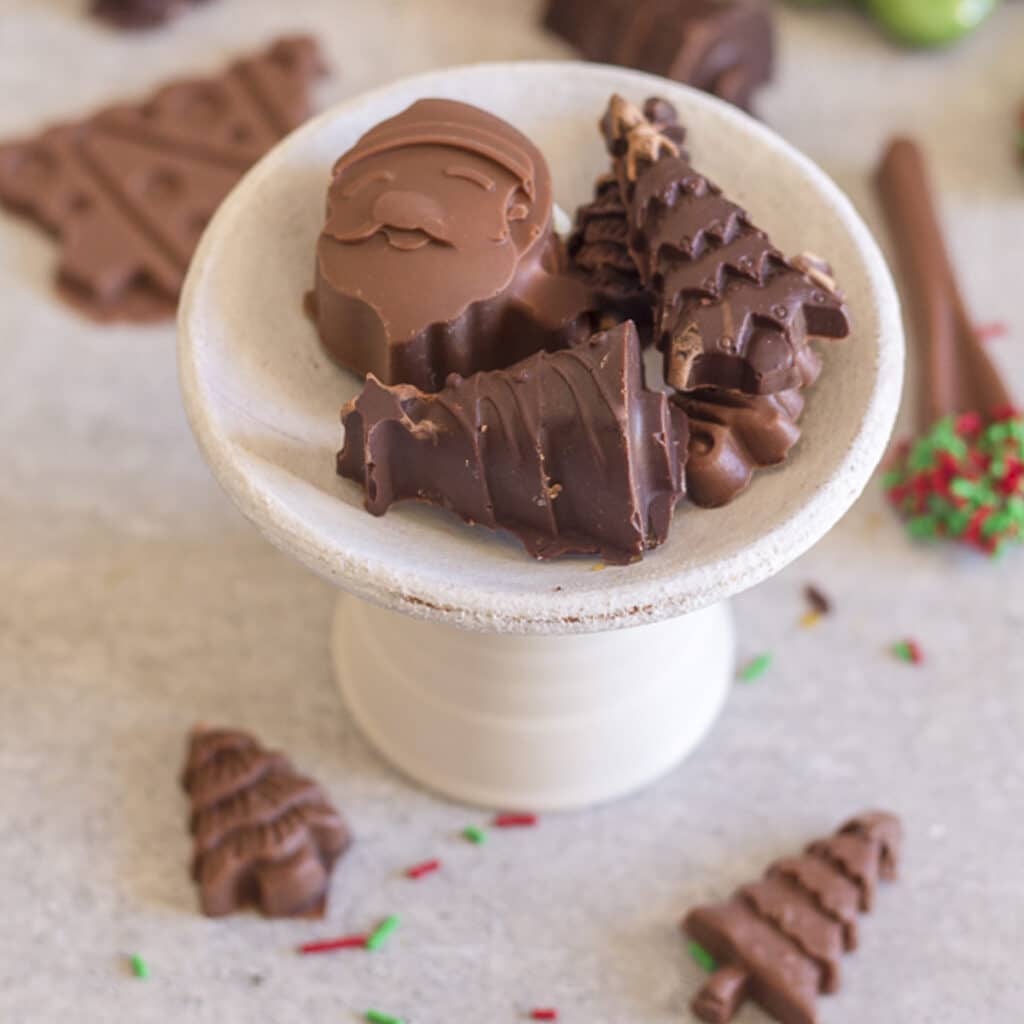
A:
182,726,351,917
337,321,688,563
602,95,850,396
876,138,1024,554
543,0,774,113
683,811,902,1024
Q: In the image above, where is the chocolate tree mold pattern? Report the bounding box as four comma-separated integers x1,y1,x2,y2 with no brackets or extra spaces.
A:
178,63,903,810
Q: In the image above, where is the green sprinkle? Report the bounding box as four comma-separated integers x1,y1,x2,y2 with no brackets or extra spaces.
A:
365,1011,403,1024
129,954,149,979
462,825,487,845
738,652,773,682
688,940,717,973
892,641,916,663
365,915,401,952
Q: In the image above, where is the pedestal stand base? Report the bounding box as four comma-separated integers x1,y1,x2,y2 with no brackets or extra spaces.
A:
331,595,734,810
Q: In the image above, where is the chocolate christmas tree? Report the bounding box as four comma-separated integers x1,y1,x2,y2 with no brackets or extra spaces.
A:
683,811,902,1024
602,95,850,395
182,726,351,918
338,322,688,563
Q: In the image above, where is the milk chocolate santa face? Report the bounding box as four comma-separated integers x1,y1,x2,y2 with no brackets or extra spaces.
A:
312,99,593,392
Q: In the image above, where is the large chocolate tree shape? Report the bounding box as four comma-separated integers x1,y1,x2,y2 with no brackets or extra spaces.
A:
543,0,774,113
601,95,850,396
568,97,687,343
0,37,325,321
337,321,688,563
683,811,902,1024
182,726,351,918
311,98,594,393
876,138,1024,554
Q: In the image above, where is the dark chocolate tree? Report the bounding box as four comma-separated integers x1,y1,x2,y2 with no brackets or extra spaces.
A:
182,727,351,918
337,321,688,563
683,811,902,1024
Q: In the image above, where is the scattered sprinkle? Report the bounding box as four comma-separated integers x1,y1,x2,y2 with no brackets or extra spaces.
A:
738,652,773,682
463,825,487,845
883,412,1024,555
405,858,441,880
804,584,833,615
530,1011,559,1021
800,610,822,630
688,940,717,973
976,321,1008,343
298,934,368,955
590,562,607,572
494,813,538,828
129,954,149,979
892,639,924,665
366,915,401,952
365,1011,404,1024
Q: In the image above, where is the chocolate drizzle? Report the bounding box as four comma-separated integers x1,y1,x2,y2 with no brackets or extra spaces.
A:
683,810,902,1024
337,321,688,563
182,727,351,918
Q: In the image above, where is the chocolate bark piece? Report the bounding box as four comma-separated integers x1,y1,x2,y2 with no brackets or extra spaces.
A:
337,321,688,563
312,98,594,393
0,36,325,321
682,811,902,1023
182,726,351,918
543,0,774,113
568,98,685,342
601,95,850,395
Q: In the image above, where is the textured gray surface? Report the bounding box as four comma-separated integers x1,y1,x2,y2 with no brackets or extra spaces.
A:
1,1,1023,1022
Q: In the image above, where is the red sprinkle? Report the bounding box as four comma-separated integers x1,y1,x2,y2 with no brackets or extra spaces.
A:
298,934,368,954
906,639,924,664
494,813,538,828
406,858,441,880
976,321,1008,343
530,1011,559,1021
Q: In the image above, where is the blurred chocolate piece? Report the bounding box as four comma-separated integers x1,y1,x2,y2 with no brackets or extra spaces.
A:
568,98,685,341
338,322,688,563
679,343,819,506
602,95,849,394
312,98,594,392
182,726,351,918
544,0,774,113
91,0,211,28
0,37,325,321
683,811,902,1024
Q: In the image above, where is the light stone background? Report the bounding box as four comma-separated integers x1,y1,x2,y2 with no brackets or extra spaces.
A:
1,1,1023,1021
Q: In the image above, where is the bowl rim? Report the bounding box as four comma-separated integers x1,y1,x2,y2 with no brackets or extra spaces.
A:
178,60,904,635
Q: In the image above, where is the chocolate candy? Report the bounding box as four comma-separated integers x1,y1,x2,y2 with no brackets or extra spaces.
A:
91,0,212,28
182,726,351,918
311,99,594,393
544,0,774,113
0,37,325,321
337,321,688,563
602,95,850,395
683,811,902,1024
865,0,999,48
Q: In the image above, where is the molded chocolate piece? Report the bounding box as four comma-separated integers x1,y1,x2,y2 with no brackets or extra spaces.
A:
337,321,688,563
92,0,210,28
182,726,351,918
544,0,774,113
683,811,902,1023
601,95,850,395
312,98,594,392
0,37,325,320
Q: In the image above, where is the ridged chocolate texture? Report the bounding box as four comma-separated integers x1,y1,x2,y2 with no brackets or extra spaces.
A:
337,321,688,563
543,0,774,113
679,344,821,507
181,727,351,918
568,98,686,342
682,810,902,1024
0,37,325,321
602,96,850,395
91,0,212,28
312,98,594,393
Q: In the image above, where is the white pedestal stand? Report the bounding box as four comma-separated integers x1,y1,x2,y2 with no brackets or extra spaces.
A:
178,63,903,811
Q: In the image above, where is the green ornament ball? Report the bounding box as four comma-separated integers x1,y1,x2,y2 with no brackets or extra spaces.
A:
866,0,1001,47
